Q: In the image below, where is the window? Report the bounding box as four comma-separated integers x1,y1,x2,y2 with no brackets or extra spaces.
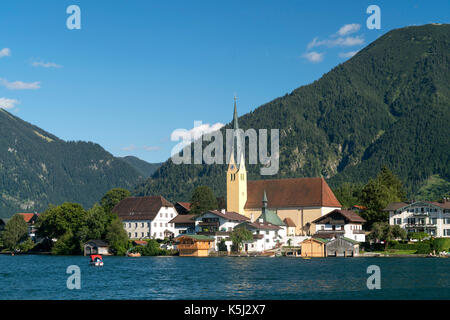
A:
430,218,437,225
266,239,269,243
135,223,138,228
142,223,144,227
128,233,131,238
394,218,402,225
444,229,450,236
134,232,137,238
160,223,163,227
154,223,157,227
160,232,163,237
146,232,150,237
445,218,450,225
141,232,144,237
165,223,168,227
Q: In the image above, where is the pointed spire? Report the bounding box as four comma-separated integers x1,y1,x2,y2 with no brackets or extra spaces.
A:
233,95,239,130
262,190,268,215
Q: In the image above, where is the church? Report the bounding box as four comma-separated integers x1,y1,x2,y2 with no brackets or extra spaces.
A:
226,100,342,236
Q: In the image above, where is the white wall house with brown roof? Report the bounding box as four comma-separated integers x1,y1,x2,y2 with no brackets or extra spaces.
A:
385,199,450,237
312,209,366,242
237,220,283,253
113,196,178,240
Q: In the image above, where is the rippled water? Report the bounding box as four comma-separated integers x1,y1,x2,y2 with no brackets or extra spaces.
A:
0,255,449,299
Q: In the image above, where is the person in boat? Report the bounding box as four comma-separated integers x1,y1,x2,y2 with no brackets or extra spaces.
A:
90,254,103,263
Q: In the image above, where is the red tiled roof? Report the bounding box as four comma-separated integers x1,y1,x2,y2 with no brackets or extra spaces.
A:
177,202,191,210
245,177,341,209
200,210,250,222
352,205,368,210
169,214,195,224
283,217,296,227
241,221,281,231
313,209,366,224
112,196,174,221
17,213,37,223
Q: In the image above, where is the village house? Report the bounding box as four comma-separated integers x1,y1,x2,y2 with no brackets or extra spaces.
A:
112,195,178,240
384,198,450,237
174,202,191,215
18,213,40,241
194,209,249,251
169,214,196,237
175,234,215,257
84,240,111,256
312,209,366,242
236,221,283,253
226,102,342,236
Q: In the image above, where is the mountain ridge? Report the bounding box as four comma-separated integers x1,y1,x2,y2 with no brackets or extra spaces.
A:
135,23,450,202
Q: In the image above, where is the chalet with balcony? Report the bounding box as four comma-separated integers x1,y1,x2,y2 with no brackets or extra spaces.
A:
194,209,249,250
236,220,283,253
175,234,215,257
169,214,196,236
312,209,366,242
385,198,450,237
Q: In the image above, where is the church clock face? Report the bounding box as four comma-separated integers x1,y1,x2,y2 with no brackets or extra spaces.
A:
230,165,235,169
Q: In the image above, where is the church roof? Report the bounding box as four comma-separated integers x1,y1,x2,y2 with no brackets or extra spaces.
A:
257,209,285,226
245,177,342,209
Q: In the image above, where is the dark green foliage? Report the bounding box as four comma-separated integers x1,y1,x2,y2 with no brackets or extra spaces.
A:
334,183,363,208
100,188,131,213
189,186,218,215
105,217,129,256
217,239,228,252
360,167,406,227
135,24,450,203
119,156,162,178
0,108,144,218
368,222,407,249
408,232,430,241
1,214,29,250
230,227,253,252
431,238,450,253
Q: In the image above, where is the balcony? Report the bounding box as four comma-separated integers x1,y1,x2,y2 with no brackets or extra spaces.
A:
177,242,211,250
352,230,366,234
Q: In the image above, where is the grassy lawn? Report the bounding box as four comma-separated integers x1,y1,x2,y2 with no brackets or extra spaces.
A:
370,249,418,255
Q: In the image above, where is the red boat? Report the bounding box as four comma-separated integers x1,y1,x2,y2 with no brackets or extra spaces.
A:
89,254,104,267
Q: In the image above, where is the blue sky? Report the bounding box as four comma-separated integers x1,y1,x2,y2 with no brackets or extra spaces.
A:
0,0,448,163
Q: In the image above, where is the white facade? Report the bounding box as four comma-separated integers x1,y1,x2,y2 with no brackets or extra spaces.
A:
388,201,450,237
315,222,365,242
123,206,178,240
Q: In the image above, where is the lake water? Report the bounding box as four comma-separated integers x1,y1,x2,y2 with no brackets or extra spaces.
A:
0,255,449,300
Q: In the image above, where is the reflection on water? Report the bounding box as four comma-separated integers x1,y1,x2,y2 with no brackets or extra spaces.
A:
0,255,449,300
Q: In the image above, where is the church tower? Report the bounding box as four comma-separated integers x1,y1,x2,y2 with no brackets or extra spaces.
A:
226,97,247,216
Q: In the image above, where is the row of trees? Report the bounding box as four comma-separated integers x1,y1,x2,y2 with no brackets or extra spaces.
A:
0,188,131,255
334,166,406,229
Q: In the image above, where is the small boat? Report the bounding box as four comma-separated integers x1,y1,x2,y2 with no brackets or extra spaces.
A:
89,254,104,266
127,252,141,257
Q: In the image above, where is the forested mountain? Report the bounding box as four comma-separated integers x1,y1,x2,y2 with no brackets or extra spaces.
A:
119,156,162,178
135,24,450,202
0,109,144,218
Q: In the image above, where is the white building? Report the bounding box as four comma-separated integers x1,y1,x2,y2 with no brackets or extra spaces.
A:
112,196,178,240
194,210,250,251
312,209,366,242
236,220,283,253
385,199,450,237
169,214,196,237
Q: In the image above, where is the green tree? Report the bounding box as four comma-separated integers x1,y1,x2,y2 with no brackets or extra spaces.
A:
106,216,129,256
190,186,218,215
52,230,78,255
100,188,131,213
334,183,363,208
230,227,253,253
85,204,110,240
368,222,406,250
1,214,29,250
360,167,406,227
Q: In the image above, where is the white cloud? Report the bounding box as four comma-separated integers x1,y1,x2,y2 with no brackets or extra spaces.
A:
337,24,361,36
171,122,225,149
121,145,137,151
0,97,19,109
0,78,41,90
307,36,364,49
31,61,62,68
0,48,11,58
143,146,161,152
339,51,359,58
302,51,324,63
